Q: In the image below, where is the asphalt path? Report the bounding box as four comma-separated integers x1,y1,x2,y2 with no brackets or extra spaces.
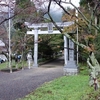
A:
0,57,64,100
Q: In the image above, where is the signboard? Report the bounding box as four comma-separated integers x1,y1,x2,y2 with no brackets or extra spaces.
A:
48,23,53,33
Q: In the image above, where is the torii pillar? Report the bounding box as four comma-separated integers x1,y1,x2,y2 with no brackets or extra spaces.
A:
63,36,78,75
33,28,38,67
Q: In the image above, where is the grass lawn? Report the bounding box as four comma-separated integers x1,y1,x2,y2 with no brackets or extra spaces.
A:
18,75,95,100
17,63,100,100
0,60,28,71
0,62,8,70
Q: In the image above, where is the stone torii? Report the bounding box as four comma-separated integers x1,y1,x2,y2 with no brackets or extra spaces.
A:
25,21,78,75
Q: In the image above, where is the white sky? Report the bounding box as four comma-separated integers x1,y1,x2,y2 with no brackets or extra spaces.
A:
0,0,16,13
34,0,80,10
47,0,80,13
41,0,80,22
66,0,80,7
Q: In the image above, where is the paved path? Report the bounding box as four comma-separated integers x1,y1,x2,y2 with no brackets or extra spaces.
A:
0,57,64,100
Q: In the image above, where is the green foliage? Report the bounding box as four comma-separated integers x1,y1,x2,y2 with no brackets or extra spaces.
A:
15,0,44,23
11,60,27,69
78,47,89,63
80,0,87,6
38,35,54,58
80,0,100,15
82,88,100,100
16,0,30,8
49,34,64,51
0,62,8,70
80,0,95,7
14,22,25,30
78,63,89,75
94,34,100,62
0,60,27,70
38,34,63,59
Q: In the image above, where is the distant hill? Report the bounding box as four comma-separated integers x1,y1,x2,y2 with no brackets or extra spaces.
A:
44,8,63,22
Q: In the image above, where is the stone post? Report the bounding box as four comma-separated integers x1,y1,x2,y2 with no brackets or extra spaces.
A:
27,52,32,69
63,39,78,75
64,36,68,66
69,39,74,61
33,28,38,67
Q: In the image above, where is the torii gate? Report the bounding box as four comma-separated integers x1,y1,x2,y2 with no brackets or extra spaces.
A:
25,21,78,75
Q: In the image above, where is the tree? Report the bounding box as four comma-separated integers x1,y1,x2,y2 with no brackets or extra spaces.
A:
38,34,63,59
0,0,45,69
12,21,27,69
44,0,100,90
80,0,100,61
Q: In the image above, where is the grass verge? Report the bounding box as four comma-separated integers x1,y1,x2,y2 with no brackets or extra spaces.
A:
0,60,27,71
17,75,95,100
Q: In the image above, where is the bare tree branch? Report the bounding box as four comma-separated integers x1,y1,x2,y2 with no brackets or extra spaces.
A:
47,0,62,33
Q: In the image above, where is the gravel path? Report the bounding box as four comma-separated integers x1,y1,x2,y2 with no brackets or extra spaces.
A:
0,57,64,100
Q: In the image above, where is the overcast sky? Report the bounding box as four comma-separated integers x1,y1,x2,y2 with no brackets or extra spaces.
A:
0,0,80,22
42,0,80,22
33,0,80,10
66,0,80,7
0,0,16,13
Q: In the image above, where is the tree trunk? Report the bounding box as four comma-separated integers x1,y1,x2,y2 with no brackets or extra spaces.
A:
87,52,100,90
